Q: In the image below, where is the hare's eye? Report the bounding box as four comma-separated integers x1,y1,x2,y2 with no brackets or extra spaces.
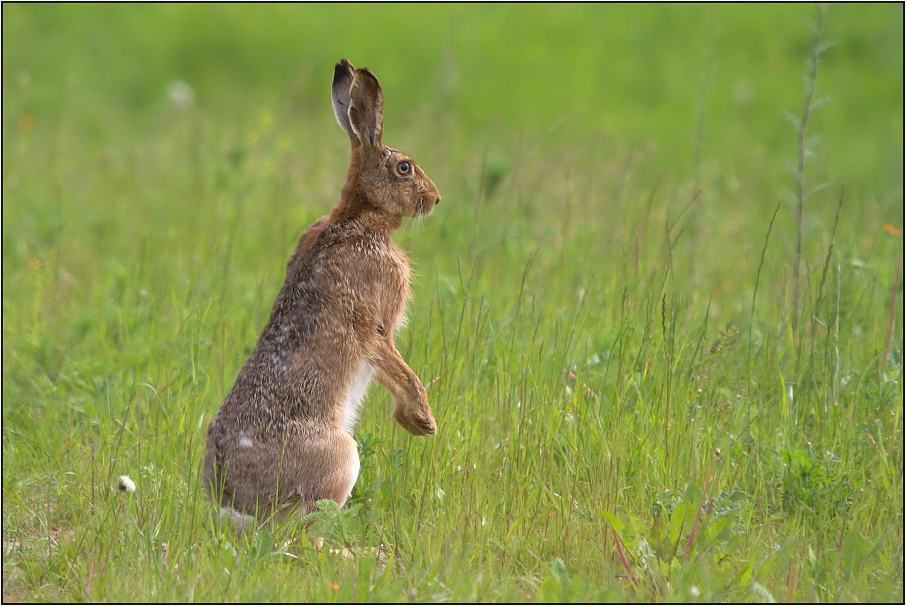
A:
397,161,411,175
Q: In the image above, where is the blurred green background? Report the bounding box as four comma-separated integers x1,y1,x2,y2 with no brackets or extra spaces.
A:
4,3,902,185
4,3,902,318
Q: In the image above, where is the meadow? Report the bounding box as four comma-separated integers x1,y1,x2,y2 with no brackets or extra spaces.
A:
2,3,903,602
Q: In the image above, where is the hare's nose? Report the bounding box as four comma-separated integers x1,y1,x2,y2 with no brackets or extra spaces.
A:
435,197,441,205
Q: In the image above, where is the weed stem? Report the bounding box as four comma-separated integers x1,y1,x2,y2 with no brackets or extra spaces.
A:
880,256,901,376
792,4,826,334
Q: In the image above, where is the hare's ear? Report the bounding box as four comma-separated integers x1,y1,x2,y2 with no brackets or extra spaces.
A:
332,59,357,146
347,68,383,150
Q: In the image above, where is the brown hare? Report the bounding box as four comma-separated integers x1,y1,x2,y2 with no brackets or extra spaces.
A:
203,59,439,530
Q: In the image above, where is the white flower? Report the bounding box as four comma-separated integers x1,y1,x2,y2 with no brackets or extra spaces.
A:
750,581,776,603
689,585,700,597
118,475,136,493
166,80,195,109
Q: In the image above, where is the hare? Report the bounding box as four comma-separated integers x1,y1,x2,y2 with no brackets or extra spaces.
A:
203,59,439,529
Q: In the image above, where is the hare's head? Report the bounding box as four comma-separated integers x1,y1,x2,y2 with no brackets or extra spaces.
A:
332,59,440,218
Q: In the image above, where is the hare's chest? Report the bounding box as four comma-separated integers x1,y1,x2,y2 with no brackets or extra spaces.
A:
364,243,411,325
339,363,375,433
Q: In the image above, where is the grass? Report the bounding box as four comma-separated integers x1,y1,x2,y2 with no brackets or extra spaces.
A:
2,3,903,602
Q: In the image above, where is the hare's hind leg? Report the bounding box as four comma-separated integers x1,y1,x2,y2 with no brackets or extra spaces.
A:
280,428,360,510
204,421,360,538
275,430,360,550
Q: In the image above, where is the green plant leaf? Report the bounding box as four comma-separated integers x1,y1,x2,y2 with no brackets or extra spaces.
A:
865,525,895,562
551,557,569,586
251,528,274,560
842,526,872,578
600,510,625,536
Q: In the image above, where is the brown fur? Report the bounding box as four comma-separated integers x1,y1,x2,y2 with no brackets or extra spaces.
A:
203,59,439,524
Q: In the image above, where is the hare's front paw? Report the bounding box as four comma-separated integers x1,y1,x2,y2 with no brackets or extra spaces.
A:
392,400,436,436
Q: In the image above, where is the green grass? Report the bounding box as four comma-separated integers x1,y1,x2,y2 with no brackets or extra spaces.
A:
3,3,903,602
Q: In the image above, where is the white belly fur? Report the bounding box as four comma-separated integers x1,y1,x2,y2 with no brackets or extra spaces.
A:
343,444,361,505
340,363,374,434
220,507,256,533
